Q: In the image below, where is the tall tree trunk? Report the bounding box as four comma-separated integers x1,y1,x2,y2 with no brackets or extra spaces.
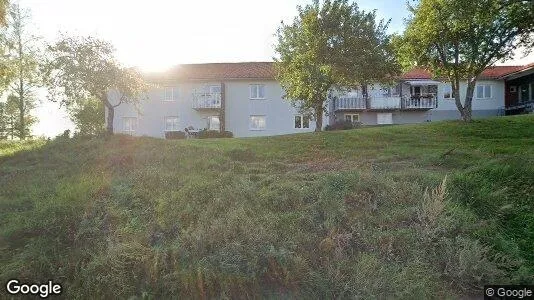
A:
314,104,323,132
103,98,114,134
462,80,476,122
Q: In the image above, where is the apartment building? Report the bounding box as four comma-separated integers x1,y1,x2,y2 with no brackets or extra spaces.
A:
109,62,534,138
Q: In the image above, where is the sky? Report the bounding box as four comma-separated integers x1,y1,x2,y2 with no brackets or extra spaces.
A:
13,0,534,137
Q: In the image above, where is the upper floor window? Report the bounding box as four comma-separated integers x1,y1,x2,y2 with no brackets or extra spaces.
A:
164,87,179,101
443,85,453,99
164,116,180,131
476,85,492,99
249,115,266,130
294,115,310,129
250,84,266,100
123,117,137,134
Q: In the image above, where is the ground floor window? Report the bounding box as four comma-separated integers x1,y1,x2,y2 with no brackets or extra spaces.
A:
249,115,266,130
344,113,360,123
294,115,310,129
208,115,220,131
519,84,532,102
376,113,393,125
164,116,180,131
123,117,137,134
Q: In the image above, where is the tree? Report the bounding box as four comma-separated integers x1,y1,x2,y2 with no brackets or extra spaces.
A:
396,0,534,122
1,2,41,139
3,93,34,138
275,0,399,131
43,35,148,134
69,97,105,136
0,0,8,26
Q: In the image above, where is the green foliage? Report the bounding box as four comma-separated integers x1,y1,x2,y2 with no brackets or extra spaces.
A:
43,35,149,133
396,0,534,121
275,0,399,130
1,115,534,298
1,3,41,140
69,97,105,136
164,131,185,139
324,119,362,131
197,130,233,139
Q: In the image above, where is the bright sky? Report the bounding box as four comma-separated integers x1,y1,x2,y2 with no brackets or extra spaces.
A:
15,0,534,137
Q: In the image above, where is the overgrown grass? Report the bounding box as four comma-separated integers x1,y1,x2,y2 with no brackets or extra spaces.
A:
1,115,533,298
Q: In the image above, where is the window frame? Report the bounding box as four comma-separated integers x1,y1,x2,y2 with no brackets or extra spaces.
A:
249,115,266,131
443,85,453,99
249,84,266,100
294,115,310,129
163,87,178,102
344,113,360,123
164,116,180,132
207,115,220,131
475,84,492,99
123,117,138,134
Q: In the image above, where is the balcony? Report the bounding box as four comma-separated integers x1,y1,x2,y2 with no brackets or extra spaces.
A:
335,97,366,110
369,96,402,110
335,95,436,111
402,94,437,110
192,92,221,110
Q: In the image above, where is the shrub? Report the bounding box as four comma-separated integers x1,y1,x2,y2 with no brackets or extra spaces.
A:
325,120,362,131
198,130,233,139
165,131,186,139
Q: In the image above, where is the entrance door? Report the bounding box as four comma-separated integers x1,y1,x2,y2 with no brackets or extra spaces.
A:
377,113,393,125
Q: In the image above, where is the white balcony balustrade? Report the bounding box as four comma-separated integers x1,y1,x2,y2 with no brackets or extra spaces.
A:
192,92,222,109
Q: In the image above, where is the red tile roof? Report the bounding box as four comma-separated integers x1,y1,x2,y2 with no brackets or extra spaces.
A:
402,65,526,80
145,61,531,81
146,62,276,81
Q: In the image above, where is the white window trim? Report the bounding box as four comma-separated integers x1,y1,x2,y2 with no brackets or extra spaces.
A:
475,84,492,99
294,115,310,129
345,113,360,123
207,115,220,131
249,115,266,131
164,116,180,132
122,117,137,134
443,85,453,99
163,87,178,102
249,84,266,100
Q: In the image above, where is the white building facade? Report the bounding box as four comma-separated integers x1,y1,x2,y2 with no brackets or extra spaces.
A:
109,62,523,138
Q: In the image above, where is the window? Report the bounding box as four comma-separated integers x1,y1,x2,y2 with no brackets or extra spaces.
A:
163,87,179,101
249,115,266,130
123,117,137,134
164,116,180,131
208,116,220,131
344,114,360,123
519,84,530,102
411,86,421,96
476,85,492,99
249,84,266,99
443,85,453,99
209,85,221,94
294,115,310,129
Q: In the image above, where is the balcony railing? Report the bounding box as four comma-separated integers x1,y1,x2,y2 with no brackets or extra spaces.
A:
192,92,221,109
369,96,402,110
335,95,436,111
402,94,437,109
335,97,366,110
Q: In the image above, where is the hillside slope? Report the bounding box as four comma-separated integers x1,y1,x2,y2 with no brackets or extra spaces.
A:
1,115,534,298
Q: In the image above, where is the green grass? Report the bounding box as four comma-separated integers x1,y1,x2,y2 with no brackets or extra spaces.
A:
1,115,533,299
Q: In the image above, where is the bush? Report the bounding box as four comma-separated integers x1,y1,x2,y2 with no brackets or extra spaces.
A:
165,131,186,139
198,130,233,139
325,120,362,131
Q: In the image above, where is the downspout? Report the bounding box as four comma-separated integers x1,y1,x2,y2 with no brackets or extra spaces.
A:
220,82,226,132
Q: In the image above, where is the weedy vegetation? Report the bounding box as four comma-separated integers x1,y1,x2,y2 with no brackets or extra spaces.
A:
1,115,533,298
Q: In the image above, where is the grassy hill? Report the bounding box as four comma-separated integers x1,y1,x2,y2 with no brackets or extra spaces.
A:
1,115,534,298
